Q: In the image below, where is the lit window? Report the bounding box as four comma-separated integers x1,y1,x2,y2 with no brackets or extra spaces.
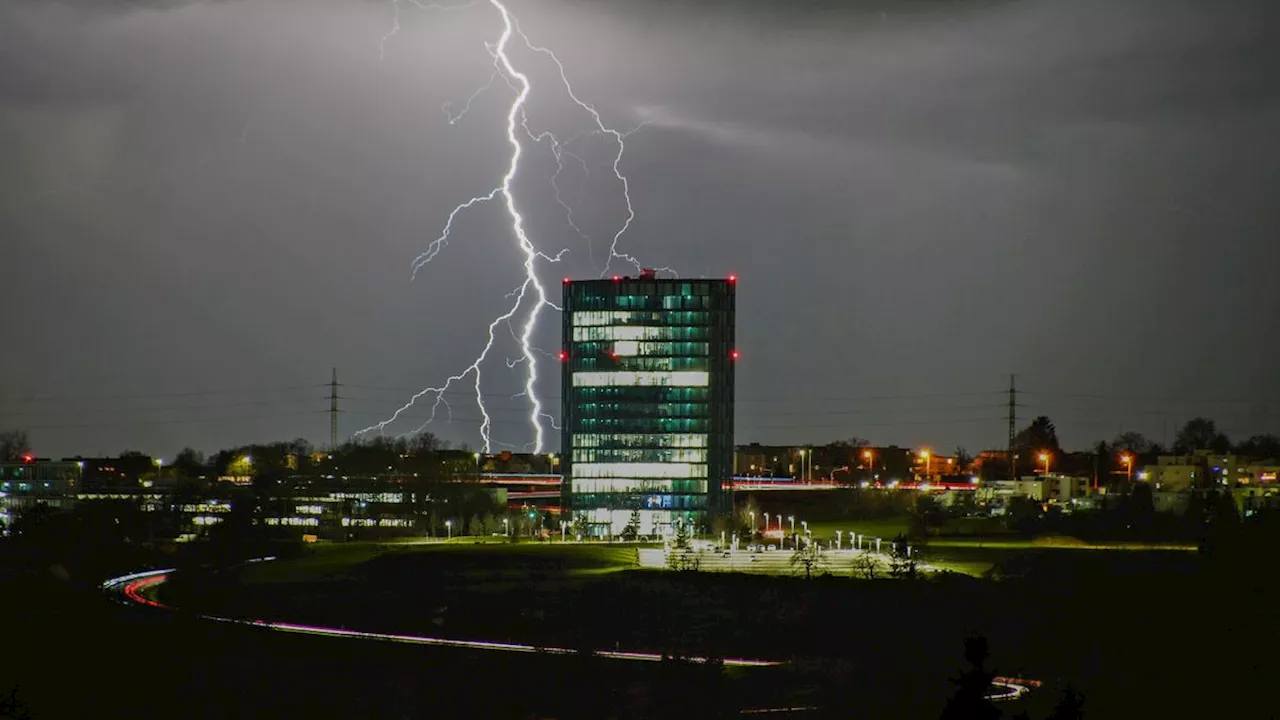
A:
572,371,709,387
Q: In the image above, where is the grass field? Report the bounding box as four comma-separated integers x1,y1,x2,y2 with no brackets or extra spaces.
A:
238,540,644,586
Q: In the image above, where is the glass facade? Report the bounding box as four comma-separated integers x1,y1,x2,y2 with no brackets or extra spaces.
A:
561,275,735,537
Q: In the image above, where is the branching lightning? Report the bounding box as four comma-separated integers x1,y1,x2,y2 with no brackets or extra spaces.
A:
358,0,668,452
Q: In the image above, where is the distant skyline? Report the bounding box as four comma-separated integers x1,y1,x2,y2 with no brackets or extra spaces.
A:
4,0,1280,458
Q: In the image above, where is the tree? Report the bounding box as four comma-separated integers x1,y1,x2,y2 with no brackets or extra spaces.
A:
1046,686,1086,720
0,431,30,462
938,636,1001,720
172,447,206,478
737,495,761,538
954,446,973,471
908,495,945,542
1175,417,1230,454
1235,434,1280,460
666,519,700,571
467,514,484,537
1112,431,1152,455
1005,496,1042,534
1015,416,1061,455
887,533,917,579
0,687,32,720
790,538,827,579
621,510,641,541
852,552,879,580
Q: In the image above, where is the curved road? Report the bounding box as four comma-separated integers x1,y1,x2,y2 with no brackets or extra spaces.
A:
102,565,1035,703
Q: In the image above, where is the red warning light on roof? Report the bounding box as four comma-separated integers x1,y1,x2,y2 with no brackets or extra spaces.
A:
21,453,34,463
731,350,741,360
612,275,621,282
563,277,571,284
559,350,568,361
728,275,737,283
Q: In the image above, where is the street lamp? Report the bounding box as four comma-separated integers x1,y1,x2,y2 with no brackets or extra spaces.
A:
502,517,510,537
788,515,795,534
763,512,770,535
445,519,452,540
801,520,808,534
1121,453,1134,483
749,511,756,536
1039,452,1051,477
474,452,482,471
797,449,806,482
920,450,931,480
862,449,874,471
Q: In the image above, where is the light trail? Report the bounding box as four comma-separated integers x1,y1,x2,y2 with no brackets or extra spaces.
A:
102,565,1035,700
103,567,779,668
358,0,669,452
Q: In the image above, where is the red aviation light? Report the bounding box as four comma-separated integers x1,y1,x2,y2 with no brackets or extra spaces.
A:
612,275,621,282
728,275,737,283
559,350,568,362
731,350,741,360
563,277,571,284
21,453,34,463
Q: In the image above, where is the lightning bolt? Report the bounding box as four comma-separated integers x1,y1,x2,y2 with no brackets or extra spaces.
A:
359,0,671,451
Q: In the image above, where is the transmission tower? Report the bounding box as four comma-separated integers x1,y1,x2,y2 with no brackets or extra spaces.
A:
330,368,340,451
1007,374,1017,482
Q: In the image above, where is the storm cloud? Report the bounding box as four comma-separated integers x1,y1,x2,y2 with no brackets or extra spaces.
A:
3,0,1279,457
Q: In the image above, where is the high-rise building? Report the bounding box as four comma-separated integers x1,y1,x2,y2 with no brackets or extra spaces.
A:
560,269,736,537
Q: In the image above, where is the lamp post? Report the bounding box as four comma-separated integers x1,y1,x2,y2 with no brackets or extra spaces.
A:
920,450,931,481
561,520,567,542
789,515,795,535
797,449,806,482
1040,452,1051,477
763,512,770,536
749,511,756,536
863,449,874,472
474,452,482,472
836,530,843,550
502,517,510,537
445,519,452,540
801,520,808,535
1121,453,1133,483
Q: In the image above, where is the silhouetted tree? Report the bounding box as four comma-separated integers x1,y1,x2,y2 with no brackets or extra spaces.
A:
954,446,973,470
1175,417,1230,454
172,447,206,478
1128,483,1155,530
887,533,917,579
852,552,879,580
0,687,31,720
1235,434,1280,460
1005,496,1043,534
1047,686,1086,720
0,431,30,462
790,538,826,579
938,636,1001,720
908,494,945,542
1016,416,1061,456
1111,430,1153,455
621,510,641,541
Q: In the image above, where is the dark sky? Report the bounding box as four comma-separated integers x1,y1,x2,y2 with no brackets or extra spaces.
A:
3,0,1279,459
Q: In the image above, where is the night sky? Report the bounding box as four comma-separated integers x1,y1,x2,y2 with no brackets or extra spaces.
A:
3,0,1279,459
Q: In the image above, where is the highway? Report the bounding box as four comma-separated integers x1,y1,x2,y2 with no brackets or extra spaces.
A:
102,563,1034,704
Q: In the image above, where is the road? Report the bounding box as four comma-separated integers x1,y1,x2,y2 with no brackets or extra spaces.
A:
102,563,1034,704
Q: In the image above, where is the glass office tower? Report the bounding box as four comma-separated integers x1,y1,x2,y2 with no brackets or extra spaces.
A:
561,269,736,537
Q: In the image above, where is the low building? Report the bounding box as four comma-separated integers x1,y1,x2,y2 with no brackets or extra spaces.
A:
978,475,1090,504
